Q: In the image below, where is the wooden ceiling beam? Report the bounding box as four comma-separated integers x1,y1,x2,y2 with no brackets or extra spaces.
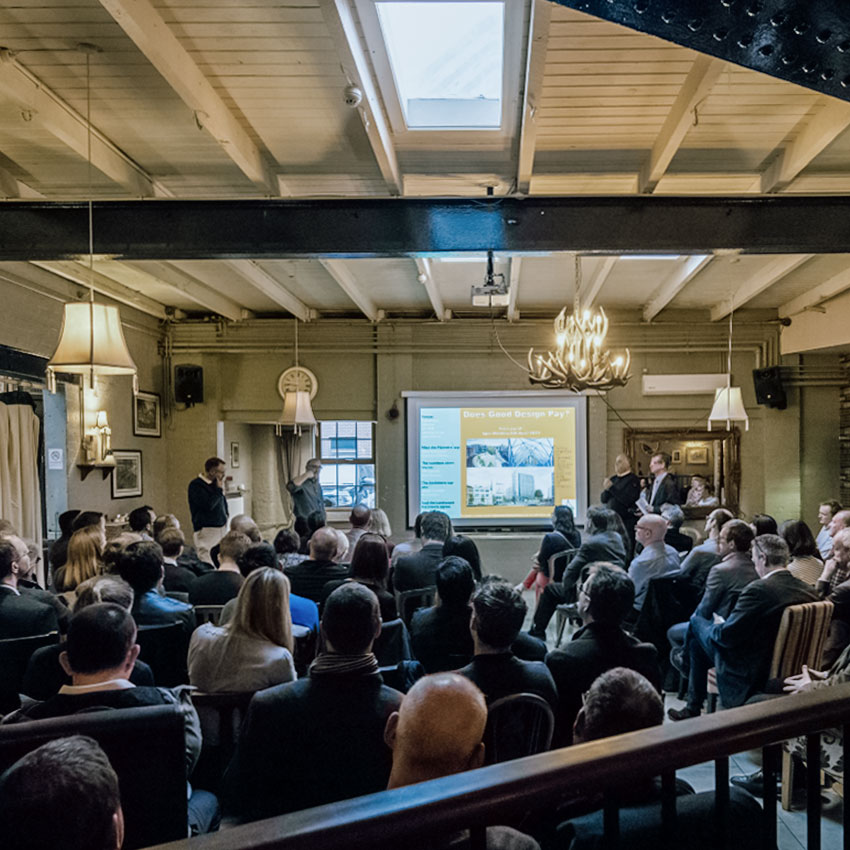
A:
779,267,850,318
516,0,552,195
97,0,277,195
320,259,383,321
643,254,713,321
639,55,725,194
223,260,316,321
578,255,617,310
318,0,402,196
414,258,449,321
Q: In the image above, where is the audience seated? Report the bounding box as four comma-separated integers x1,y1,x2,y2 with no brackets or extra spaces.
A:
154,513,210,576
345,504,372,557
530,506,627,638
321,533,397,620
627,515,681,614
118,541,194,636
558,668,761,850
2,603,218,835
47,509,79,573
677,508,734,590
159,528,197,595
22,575,154,700
128,506,155,540
780,519,823,586
669,534,818,719
394,511,452,592
70,510,106,537
821,529,850,665
391,512,423,568
0,538,59,639
274,527,307,569
283,526,349,604
0,735,124,850
815,500,842,560
750,513,778,536
660,504,693,554
227,584,403,821
545,564,660,746
189,531,251,606
189,567,296,692
409,557,475,672
384,672,540,850
209,515,260,569
52,525,104,596
818,521,850,594
458,582,558,711
102,533,142,575
442,534,483,581
518,531,572,601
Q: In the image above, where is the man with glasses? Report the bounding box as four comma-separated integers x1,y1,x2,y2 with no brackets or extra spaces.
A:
669,533,817,720
628,514,680,614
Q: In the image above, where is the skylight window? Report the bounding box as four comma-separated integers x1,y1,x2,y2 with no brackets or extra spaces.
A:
375,2,504,130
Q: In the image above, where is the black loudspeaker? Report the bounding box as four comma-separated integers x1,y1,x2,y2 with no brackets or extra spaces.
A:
752,366,786,410
174,364,204,405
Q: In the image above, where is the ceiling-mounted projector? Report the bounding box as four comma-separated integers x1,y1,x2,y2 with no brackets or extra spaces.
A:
470,250,509,307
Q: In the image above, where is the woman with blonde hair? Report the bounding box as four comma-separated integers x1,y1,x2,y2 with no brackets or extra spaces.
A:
188,567,296,692
52,526,104,595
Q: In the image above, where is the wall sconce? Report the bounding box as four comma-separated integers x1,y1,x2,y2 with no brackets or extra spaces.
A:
85,408,115,466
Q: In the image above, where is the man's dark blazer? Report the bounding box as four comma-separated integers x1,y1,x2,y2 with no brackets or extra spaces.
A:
649,474,679,511
457,653,558,712
283,559,349,603
563,532,627,600
392,542,445,592
664,528,693,554
409,604,473,673
227,671,402,822
709,569,819,707
0,587,59,639
545,622,660,746
693,551,758,620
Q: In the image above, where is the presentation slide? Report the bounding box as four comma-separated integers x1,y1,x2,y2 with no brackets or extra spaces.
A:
406,394,588,528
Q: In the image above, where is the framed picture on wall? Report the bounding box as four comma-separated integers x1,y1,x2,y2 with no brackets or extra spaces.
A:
133,391,161,437
111,450,143,498
686,447,709,465
230,441,240,468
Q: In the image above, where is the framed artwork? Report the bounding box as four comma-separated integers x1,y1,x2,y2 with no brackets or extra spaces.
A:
230,441,240,468
671,449,682,464
687,446,709,465
111,450,143,498
133,391,161,437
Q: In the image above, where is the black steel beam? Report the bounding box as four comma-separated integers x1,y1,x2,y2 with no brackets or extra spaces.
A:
556,1,850,104
3,196,850,259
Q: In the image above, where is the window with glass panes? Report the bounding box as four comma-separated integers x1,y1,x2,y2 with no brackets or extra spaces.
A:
317,421,376,509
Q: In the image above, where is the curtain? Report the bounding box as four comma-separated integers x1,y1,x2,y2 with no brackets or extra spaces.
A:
0,397,43,567
275,428,313,525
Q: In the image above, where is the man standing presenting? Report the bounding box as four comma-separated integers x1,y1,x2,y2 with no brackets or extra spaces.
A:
287,458,325,524
188,457,229,565
642,452,679,513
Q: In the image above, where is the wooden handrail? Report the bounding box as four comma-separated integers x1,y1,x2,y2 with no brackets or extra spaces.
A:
148,683,850,850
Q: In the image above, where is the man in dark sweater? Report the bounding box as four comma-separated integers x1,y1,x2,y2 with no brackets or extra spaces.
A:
227,583,403,822
458,582,558,712
545,563,660,745
188,531,250,606
284,526,349,603
187,457,229,565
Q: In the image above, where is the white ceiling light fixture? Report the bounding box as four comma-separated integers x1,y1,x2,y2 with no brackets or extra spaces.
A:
527,254,630,392
276,319,317,436
708,293,749,431
47,44,137,394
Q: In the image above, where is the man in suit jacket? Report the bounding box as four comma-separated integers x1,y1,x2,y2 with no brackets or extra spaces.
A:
0,538,58,639
529,506,626,639
546,564,660,746
645,452,679,513
393,511,451,592
284,527,349,603
669,533,819,719
678,508,735,592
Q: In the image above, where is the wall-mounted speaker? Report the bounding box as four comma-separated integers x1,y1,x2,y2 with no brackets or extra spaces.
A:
752,366,786,410
174,364,203,406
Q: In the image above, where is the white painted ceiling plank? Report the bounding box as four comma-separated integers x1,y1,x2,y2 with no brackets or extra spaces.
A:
517,0,551,194
760,99,850,193
31,260,172,319
0,54,160,196
319,259,382,321
223,259,315,321
779,267,850,318
578,256,617,310
643,255,714,321
0,163,42,198
639,55,725,193
709,255,813,321
318,0,401,195
507,257,521,322
97,0,277,194
413,257,449,321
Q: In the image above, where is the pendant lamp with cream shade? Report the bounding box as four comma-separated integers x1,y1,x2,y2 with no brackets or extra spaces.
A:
277,319,317,435
708,293,748,431
46,44,137,394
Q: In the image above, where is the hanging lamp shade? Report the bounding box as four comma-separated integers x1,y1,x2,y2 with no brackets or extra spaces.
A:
47,302,137,391
708,386,749,431
278,390,317,429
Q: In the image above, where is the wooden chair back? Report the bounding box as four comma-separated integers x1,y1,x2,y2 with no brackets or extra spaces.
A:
394,586,436,625
0,632,59,714
769,599,834,680
136,622,189,687
483,692,554,765
192,690,256,793
193,604,225,626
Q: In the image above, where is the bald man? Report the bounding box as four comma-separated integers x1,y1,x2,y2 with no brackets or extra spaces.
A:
628,515,680,612
385,673,539,850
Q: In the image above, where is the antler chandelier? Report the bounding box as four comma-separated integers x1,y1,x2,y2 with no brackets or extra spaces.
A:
527,254,630,392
